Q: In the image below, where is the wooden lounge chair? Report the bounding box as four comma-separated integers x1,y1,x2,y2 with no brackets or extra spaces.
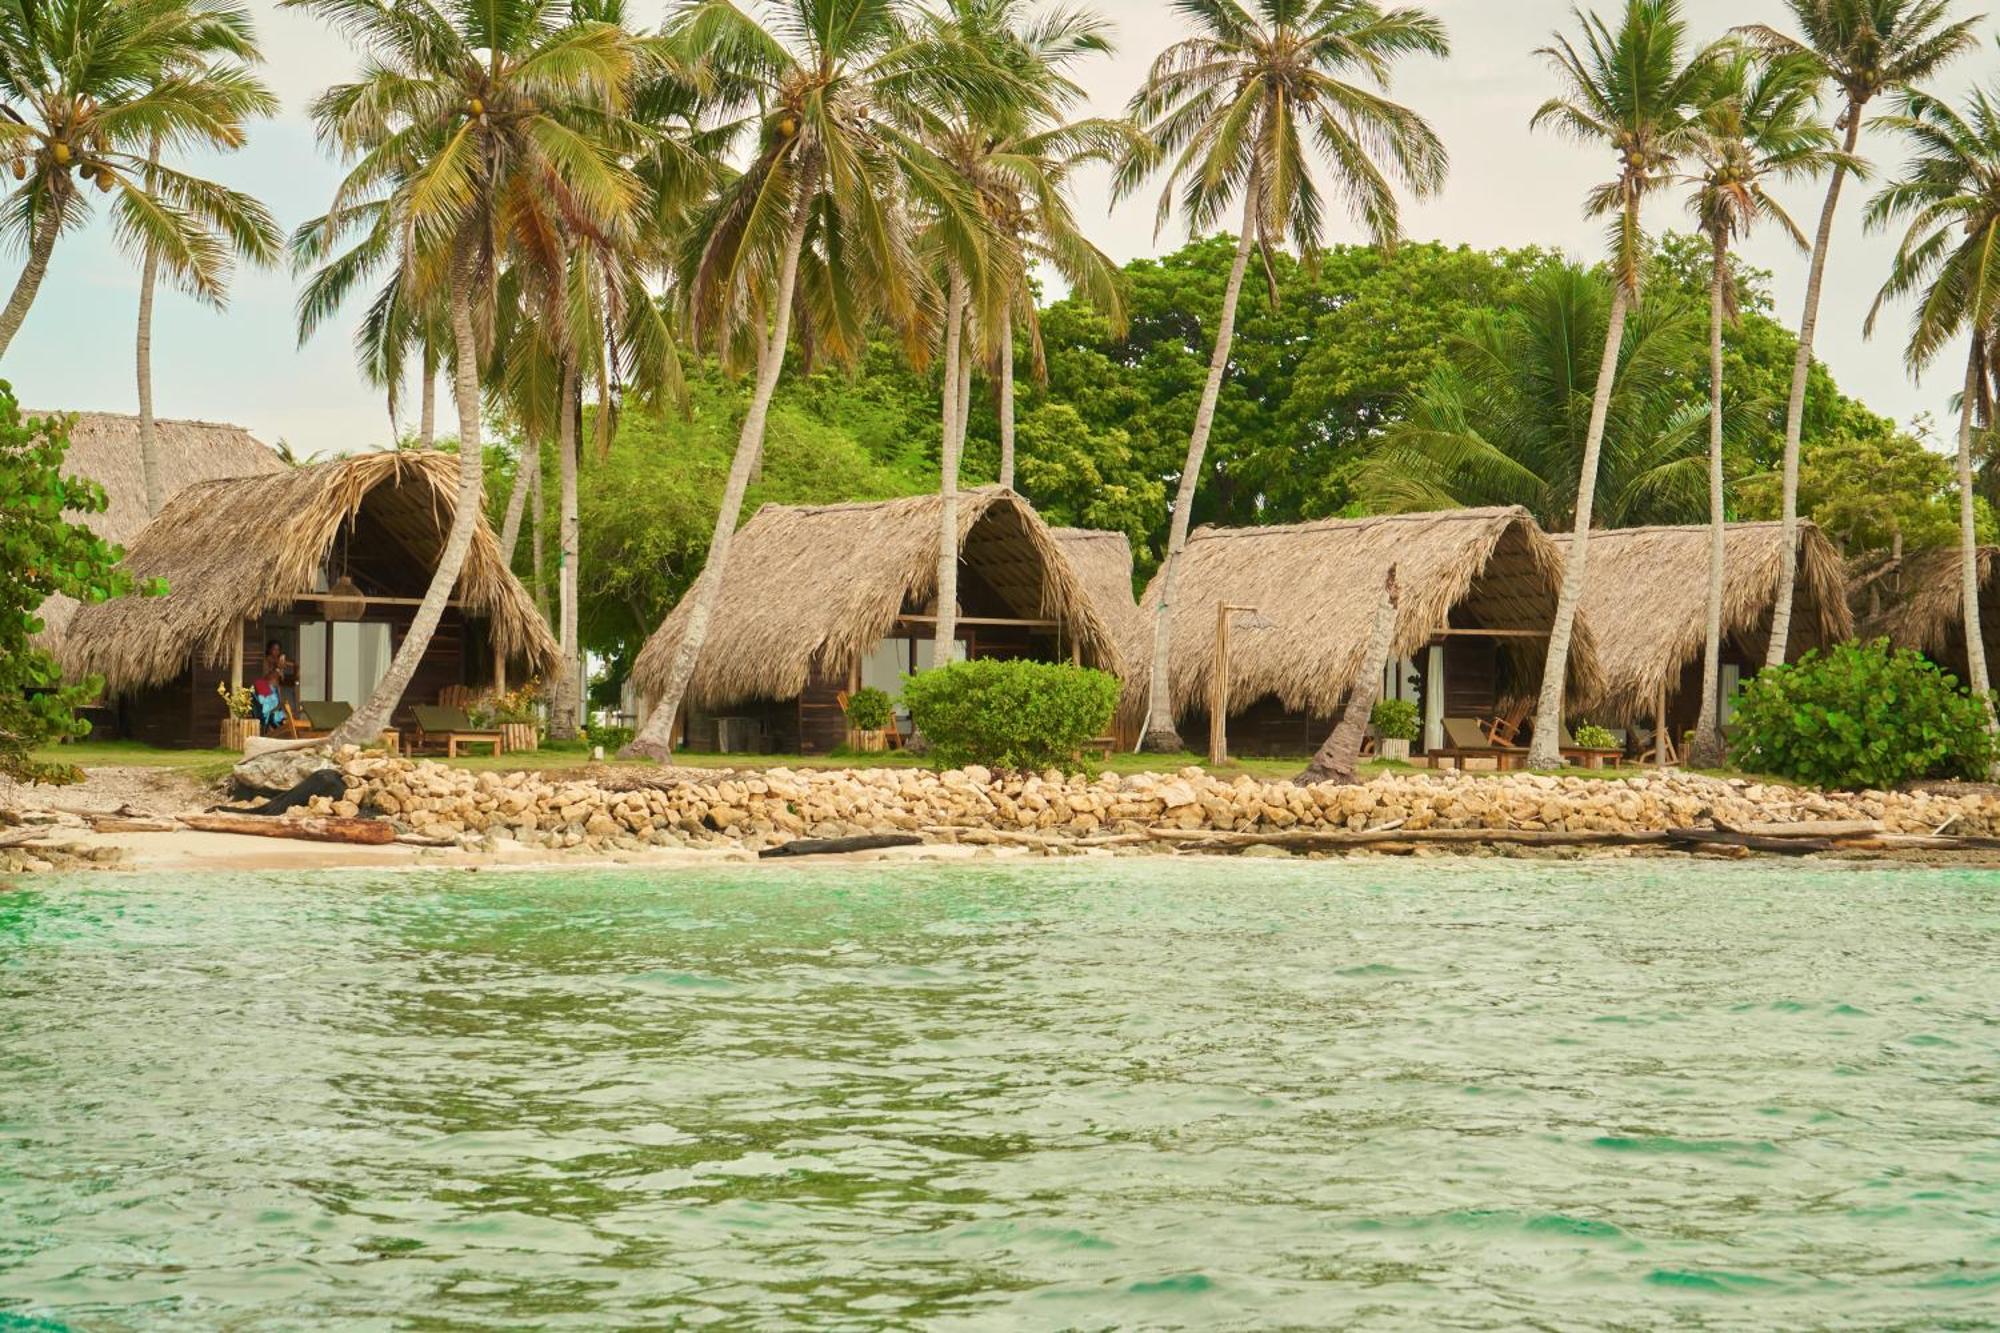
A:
287,698,353,740
411,704,502,758
1484,697,1533,747
1559,725,1624,770
1432,716,1527,771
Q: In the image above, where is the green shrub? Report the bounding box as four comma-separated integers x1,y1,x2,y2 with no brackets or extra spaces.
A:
1732,639,1997,790
1370,697,1420,741
844,686,893,731
900,659,1119,772
1573,724,1618,750
585,724,634,755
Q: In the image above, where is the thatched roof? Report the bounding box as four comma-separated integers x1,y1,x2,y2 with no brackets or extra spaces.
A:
1552,521,1852,723
1049,527,1143,656
34,411,285,650
1127,506,1602,722
61,451,558,693
631,488,1122,709
1861,544,2000,682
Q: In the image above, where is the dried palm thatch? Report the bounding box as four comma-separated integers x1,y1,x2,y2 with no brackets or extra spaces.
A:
1861,544,2000,682
1552,522,1852,724
631,489,1122,709
1123,507,1601,727
61,452,558,693
33,411,285,651
1049,527,1143,655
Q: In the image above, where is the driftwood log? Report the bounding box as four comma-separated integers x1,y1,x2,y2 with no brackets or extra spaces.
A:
759,834,925,859
179,813,396,846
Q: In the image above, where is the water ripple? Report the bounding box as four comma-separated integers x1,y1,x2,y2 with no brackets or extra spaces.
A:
2,858,1996,1328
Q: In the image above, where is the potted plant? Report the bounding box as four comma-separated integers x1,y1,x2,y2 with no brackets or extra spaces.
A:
481,679,544,753
1370,697,1420,762
215,679,259,751
844,687,893,752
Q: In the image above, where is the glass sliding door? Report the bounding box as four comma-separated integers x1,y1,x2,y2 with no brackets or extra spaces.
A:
331,622,393,706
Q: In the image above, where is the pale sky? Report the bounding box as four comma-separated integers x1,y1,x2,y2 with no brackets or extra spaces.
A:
4,0,1992,459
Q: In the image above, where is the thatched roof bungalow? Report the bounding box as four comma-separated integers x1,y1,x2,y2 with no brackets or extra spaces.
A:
62,452,557,748
631,488,1122,754
34,411,285,650
1125,507,1602,757
1553,522,1852,729
1861,545,2000,684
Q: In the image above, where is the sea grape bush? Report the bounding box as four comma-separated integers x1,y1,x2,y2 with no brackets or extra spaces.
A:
843,686,892,732
901,660,1118,772
1732,639,1997,790
0,385,143,784
1573,724,1618,750
1370,697,1420,741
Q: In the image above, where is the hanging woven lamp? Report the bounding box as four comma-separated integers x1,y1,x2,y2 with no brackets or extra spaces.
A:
325,575,367,622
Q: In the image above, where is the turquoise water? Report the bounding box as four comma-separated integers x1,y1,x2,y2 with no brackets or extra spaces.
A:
2,859,1997,1329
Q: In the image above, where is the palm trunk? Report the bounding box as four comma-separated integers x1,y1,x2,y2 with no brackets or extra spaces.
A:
1767,111,1862,669
1139,187,1259,752
530,446,547,620
1687,236,1730,770
1957,346,1996,730
934,270,969,662
1527,281,1632,769
0,183,67,361
548,362,582,741
997,312,1016,489
1297,567,1399,785
497,432,534,567
624,171,817,761
419,338,437,449
136,138,164,517
329,245,486,748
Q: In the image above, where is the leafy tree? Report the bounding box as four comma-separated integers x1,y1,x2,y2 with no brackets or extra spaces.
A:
1011,401,1163,551
569,372,936,677
0,0,281,360
1682,46,1844,766
1865,75,2000,729
1115,0,1450,751
1739,0,1981,669
0,388,142,784
623,0,1009,760
289,0,646,749
1525,0,1721,768
1740,424,1972,558
1358,263,1717,528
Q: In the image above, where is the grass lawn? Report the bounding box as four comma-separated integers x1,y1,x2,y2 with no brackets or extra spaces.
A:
33,738,1735,785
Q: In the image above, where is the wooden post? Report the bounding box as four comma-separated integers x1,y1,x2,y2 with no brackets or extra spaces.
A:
493,639,506,693
1210,601,1231,766
231,622,244,690
1655,684,1668,768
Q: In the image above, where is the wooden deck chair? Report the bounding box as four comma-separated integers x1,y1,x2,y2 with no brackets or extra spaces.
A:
411,704,502,758
438,684,475,711
1432,716,1527,771
1484,697,1533,747
289,699,353,740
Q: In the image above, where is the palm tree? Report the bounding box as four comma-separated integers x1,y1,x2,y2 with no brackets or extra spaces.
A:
1115,0,1449,753
1523,0,1720,770
1739,0,1980,670
621,0,1009,760
1681,49,1844,767
1359,263,1718,527
0,0,279,361
917,0,1119,661
288,0,644,750
1866,75,2000,730
130,0,281,518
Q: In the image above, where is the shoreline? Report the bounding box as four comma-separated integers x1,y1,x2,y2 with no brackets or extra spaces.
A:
10,755,2000,875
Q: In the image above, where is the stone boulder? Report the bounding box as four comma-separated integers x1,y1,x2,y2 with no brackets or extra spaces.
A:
234,746,335,798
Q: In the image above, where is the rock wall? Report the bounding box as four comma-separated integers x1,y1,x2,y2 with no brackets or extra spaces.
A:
320,753,2000,853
